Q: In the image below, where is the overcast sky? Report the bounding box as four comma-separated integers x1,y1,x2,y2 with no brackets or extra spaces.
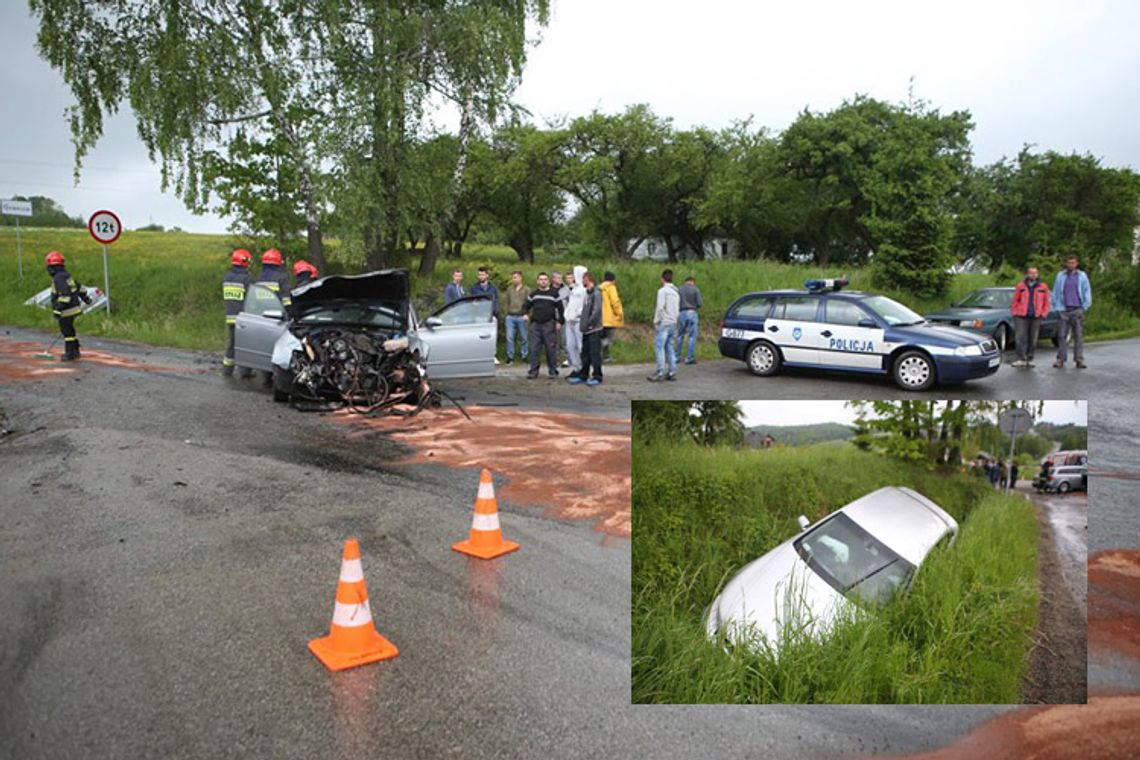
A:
740,400,1088,427
2,1,1138,234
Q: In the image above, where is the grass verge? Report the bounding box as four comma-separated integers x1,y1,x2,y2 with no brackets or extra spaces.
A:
631,441,1038,703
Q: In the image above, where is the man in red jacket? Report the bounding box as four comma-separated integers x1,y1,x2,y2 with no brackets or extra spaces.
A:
1010,266,1051,368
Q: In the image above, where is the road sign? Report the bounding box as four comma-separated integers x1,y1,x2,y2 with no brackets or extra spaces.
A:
88,209,122,315
2,199,33,217
88,209,123,245
4,199,33,278
999,407,1033,437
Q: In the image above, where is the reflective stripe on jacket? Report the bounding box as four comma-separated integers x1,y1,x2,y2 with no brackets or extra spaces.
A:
256,265,292,306
51,269,87,318
223,266,251,324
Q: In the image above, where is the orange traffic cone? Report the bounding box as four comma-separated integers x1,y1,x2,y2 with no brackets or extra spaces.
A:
451,468,520,560
308,538,399,671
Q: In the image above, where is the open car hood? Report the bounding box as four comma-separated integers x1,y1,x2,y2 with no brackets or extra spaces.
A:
288,269,411,320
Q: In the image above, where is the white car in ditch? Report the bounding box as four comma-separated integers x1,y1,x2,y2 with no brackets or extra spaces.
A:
704,486,958,654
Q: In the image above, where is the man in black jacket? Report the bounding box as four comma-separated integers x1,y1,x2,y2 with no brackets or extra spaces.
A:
523,272,564,379
45,251,91,361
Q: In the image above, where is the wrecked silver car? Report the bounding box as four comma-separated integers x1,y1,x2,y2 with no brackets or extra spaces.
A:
233,269,496,413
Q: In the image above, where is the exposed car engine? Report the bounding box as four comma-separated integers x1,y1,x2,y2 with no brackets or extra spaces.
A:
289,327,434,415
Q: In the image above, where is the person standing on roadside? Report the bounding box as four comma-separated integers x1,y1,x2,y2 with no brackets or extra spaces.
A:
524,272,564,379
570,272,604,386
45,251,92,362
648,269,680,382
674,275,703,365
292,259,318,287
503,270,530,364
600,271,625,362
222,249,253,375
257,248,292,307
1010,266,1050,368
470,266,500,317
1052,254,1092,369
444,268,466,304
1010,462,1020,487
562,267,586,375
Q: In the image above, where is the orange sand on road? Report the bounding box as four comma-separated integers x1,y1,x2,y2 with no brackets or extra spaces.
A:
332,407,631,538
0,335,206,380
1089,550,1140,662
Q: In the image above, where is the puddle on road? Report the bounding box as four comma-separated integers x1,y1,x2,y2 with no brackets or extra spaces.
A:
330,407,631,538
1040,494,1088,612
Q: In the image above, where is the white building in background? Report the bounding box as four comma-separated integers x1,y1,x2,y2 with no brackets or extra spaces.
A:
629,237,739,262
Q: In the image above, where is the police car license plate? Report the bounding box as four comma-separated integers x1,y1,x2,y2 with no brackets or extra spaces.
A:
988,356,1000,367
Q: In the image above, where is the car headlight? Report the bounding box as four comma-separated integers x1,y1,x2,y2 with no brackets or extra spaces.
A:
954,345,983,357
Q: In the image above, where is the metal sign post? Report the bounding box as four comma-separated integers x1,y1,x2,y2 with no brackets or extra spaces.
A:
3,199,33,278
999,407,1033,494
87,209,122,316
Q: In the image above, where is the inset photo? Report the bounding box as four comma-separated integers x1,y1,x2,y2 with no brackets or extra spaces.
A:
632,399,1087,704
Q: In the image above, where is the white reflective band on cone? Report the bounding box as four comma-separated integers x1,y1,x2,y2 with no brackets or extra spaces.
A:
477,480,496,499
472,513,501,532
332,600,373,628
339,558,364,583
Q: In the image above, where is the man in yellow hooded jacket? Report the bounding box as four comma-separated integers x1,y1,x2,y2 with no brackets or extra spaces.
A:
600,271,624,362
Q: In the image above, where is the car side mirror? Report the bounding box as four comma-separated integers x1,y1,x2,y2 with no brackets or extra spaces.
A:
797,515,810,531
857,318,877,328
263,310,284,321
424,316,443,329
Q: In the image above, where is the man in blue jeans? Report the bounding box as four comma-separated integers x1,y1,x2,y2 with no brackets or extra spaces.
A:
674,275,703,365
1052,254,1092,369
503,270,530,364
648,269,680,382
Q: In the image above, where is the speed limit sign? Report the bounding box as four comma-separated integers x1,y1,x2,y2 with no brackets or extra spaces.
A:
88,209,122,315
88,209,122,244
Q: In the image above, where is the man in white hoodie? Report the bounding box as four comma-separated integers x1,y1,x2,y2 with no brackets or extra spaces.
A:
649,269,680,381
563,266,587,374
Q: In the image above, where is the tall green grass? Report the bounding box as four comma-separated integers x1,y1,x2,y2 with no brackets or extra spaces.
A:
3,227,1136,359
631,441,1038,703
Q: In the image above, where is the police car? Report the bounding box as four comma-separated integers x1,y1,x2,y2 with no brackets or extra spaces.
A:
718,279,1001,391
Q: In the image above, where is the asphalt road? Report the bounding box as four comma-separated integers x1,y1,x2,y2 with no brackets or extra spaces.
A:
0,326,1136,759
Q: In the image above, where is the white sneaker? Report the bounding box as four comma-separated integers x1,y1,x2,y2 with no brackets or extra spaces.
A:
494,357,501,365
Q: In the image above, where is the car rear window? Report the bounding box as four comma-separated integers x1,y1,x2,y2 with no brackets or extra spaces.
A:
773,296,819,322
730,296,773,320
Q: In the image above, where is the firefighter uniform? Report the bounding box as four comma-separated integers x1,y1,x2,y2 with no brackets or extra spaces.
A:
46,253,90,361
222,259,252,374
257,265,291,305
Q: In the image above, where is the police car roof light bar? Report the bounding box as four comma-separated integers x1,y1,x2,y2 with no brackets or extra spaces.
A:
804,277,850,292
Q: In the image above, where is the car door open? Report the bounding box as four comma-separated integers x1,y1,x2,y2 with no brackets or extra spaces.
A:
416,296,497,378
234,283,288,371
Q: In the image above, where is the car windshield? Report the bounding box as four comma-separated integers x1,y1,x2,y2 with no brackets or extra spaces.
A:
296,302,406,330
793,512,915,605
958,290,1013,308
861,295,925,327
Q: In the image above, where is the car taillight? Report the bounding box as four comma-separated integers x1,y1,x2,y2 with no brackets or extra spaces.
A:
972,319,985,329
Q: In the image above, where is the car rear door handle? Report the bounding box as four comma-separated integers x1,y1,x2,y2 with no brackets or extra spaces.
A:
478,333,492,339
767,325,778,332
821,330,833,337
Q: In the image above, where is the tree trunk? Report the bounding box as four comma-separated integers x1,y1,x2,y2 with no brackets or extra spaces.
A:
510,233,534,263
418,230,440,278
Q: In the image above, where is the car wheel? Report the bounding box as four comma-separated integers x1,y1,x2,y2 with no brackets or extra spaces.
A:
994,324,1012,352
1057,481,1071,494
272,367,292,403
746,340,781,377
892,350,936,391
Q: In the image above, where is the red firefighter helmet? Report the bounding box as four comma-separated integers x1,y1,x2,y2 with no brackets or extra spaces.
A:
261,248,283,266
293,260,318,278
231,249,252,267
45,251,65,267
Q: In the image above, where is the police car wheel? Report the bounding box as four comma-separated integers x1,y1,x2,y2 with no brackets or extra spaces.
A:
893,351,935,391
746,340,781,376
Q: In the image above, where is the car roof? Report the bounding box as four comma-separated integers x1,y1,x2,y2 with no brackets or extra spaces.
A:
739,289,874,299
836,486,958,567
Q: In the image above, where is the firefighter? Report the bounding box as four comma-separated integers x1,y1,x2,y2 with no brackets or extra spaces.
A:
45,251,91,361
293,259,318,287
257,248,292,307
222,249,253,376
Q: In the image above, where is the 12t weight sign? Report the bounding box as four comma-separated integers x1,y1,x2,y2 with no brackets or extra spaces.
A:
88,209,122,245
